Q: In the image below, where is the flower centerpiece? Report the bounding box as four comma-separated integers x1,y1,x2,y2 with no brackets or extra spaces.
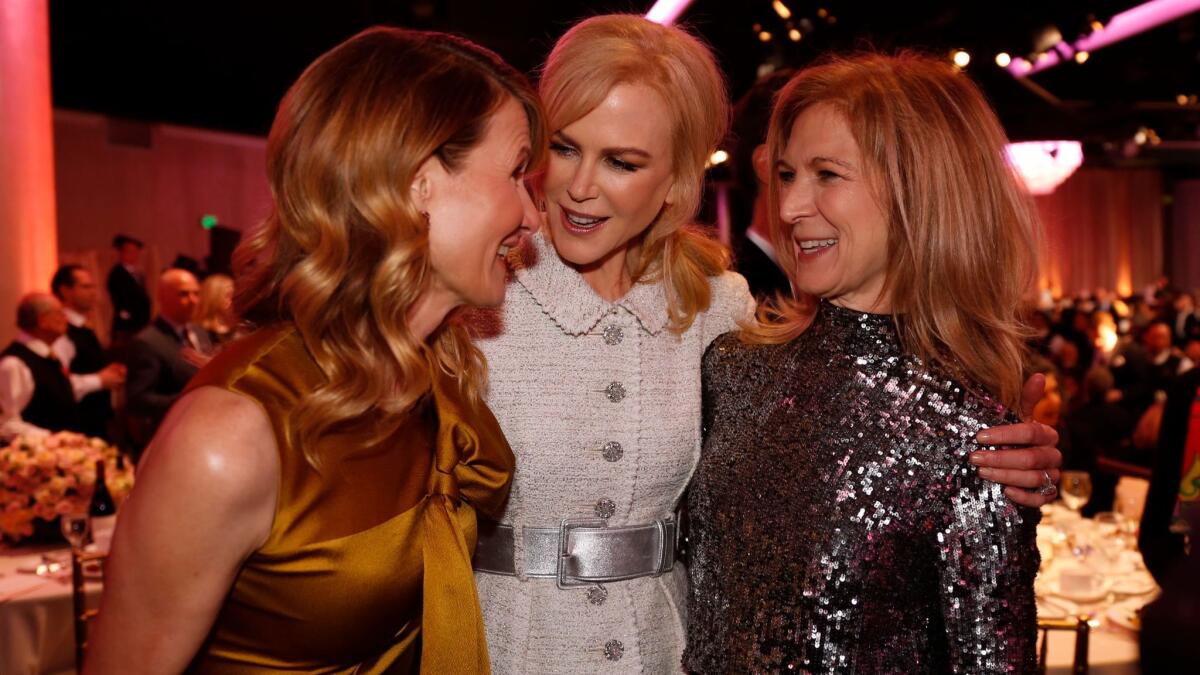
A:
0,432,135,543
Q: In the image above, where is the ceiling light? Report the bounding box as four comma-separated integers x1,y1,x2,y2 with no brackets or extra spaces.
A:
952,50,971,68
995,52,1012,67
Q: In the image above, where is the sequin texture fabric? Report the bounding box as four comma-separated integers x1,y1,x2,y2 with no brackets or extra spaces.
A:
684,302,1040,674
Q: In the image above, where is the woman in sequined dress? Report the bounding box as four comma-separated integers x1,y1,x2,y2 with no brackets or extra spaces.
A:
473,18,1060,675
686,54,1045,673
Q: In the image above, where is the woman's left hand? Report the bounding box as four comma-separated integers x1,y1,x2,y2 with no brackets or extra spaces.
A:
970,373,1063,507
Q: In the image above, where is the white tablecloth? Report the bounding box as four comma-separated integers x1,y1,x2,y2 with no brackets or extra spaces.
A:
1037,497,1156,675
0,546,100,675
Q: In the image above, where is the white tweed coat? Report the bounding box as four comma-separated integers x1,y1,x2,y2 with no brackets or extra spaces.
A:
474,232,755,674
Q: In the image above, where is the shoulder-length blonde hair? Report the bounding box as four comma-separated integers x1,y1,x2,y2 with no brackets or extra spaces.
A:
235,26,546,465
539,14,730,332
751,53,1039,411
197,273,235,333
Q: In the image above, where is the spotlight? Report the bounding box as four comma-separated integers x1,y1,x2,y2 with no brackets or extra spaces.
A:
1178,94,1189,105
1091,19,1105,32
758,30,772,42
952,50,971,68
1134,128,1148,145
1074,51,1090,64
772,1,791,20
788,28,802,42
995,52,1012,67
708,149,729,166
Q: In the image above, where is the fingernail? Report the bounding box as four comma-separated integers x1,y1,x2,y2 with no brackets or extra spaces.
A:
976,430,995,444
977,467,995,479
969,453,986,465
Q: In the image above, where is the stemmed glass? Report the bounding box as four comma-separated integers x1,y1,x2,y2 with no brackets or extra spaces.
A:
1060,471,1093,514
60,511,91,551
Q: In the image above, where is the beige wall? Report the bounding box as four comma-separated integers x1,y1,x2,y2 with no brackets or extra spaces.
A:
53,109,270,274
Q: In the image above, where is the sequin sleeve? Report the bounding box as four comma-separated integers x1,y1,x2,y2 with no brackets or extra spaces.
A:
932,443,1040,673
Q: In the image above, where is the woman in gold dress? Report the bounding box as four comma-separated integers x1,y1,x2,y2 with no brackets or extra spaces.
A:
84,26,544,673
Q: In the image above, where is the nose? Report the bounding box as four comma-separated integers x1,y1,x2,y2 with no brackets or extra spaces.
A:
778,178,816,230
566,161,598,203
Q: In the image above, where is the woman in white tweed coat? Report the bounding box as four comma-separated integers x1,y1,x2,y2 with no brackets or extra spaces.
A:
472,15,1063,674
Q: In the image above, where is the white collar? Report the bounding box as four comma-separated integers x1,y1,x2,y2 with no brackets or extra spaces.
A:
746,229,779,265
15,331,54,358
64,307,87,328
513,232,671,336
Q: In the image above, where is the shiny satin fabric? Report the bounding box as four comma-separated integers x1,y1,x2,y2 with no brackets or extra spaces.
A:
183,325,514,674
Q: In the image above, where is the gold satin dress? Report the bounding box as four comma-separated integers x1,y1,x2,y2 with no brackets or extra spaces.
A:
183,325,514,674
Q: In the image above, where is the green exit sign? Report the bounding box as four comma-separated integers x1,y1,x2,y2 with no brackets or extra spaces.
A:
201,214,219,230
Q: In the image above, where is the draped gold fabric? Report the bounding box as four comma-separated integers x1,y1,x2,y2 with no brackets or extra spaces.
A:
184,325,513,674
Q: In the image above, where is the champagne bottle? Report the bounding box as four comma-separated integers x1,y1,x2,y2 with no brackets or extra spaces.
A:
90,459,118,552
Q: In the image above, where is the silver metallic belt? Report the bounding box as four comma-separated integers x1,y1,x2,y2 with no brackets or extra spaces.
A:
473,517,677,589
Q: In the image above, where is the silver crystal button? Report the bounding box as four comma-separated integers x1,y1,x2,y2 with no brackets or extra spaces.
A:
587,584,608,606
604,639,624,661
601,441,623,462
604,382,626,403
594,498,616,519
602,325,623,345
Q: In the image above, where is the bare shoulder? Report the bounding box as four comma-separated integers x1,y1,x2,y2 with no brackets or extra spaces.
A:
137,386,278,514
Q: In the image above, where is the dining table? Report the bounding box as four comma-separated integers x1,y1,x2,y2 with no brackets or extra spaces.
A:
1036,485,1157,675
0,544,100,675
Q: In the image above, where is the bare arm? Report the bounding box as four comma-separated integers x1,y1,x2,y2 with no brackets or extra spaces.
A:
971,373,1063,507
83,386,278,674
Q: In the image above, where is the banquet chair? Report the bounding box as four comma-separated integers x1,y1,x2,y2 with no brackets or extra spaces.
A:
1037,614,1090,674
71,548,108,671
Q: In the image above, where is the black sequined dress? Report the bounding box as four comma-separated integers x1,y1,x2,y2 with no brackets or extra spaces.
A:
684,301,1039,674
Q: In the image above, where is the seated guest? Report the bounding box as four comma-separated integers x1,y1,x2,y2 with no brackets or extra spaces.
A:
1065,367,1135,515
0,293,123,440
51,264,125,439
107,234,151,346
1172,291,1200,347
124,269,211,451
196,273,236,346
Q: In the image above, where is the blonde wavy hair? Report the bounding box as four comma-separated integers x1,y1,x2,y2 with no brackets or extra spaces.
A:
539,14,731,332
750,53,1040,411
234,27,546,465
196,273,235,335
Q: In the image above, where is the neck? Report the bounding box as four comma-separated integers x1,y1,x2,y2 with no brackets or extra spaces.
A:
577,248,633,303
407,288,457,343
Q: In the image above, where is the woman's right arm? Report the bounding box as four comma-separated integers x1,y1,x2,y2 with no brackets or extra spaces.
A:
84,386,279,674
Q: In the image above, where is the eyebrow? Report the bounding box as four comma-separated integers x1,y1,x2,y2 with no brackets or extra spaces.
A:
812,155,855,170
554,131,652,160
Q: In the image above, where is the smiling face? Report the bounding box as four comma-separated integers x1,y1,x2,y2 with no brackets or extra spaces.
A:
417,96,539,310
542,83,676,282
776,103,891,312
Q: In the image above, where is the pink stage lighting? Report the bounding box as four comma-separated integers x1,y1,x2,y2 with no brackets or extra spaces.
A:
645,0,694,26
1004,141,1084,195
1007,0,1200,77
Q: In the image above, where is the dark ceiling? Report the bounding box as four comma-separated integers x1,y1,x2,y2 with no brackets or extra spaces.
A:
48,1,1200,165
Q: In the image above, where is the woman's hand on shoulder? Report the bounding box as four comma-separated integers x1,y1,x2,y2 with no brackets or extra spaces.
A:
84,386,279,674
969,373,1063,508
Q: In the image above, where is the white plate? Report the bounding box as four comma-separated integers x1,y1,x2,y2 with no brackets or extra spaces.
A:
1107,600,1144,631
1045,576,1112,603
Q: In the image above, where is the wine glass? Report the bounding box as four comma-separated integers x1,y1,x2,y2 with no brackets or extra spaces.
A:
1060,471,1093,514
60,512,91,551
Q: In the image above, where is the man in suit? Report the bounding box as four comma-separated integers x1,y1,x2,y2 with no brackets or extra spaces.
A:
107,234,152,346
0,293,124,441
52,264,124,439
124,268,212,455
727,69,794,301
1173,291,1200,347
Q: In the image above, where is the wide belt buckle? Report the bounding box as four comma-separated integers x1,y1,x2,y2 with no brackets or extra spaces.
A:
556,516,607,589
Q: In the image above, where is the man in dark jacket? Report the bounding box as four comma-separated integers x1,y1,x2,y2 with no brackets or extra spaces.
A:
124,269,211,455
52,264,122,439
107,234,151,346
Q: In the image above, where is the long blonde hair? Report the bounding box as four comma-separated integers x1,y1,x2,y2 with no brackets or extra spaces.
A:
751,53,1039,411
234,27,546,465
539,14,730,332
197,273,235,335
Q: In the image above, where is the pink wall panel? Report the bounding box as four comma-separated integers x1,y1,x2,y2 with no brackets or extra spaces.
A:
53,110,271,270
